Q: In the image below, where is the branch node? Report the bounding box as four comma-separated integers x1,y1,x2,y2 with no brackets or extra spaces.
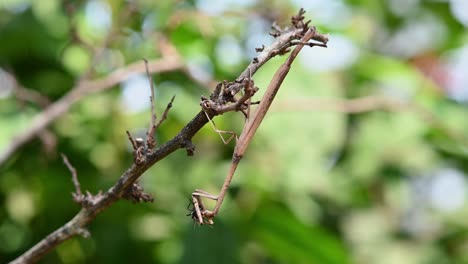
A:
127,131,146,164
61,153,84,203
134,138,146,164
183,140,196,156
123,181,154,203
61,154,103,208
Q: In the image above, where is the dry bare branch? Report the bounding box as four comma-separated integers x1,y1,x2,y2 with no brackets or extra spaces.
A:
9,10,329,263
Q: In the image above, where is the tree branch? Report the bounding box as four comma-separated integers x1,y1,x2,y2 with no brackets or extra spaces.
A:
9,10,328,264
0,57,183,167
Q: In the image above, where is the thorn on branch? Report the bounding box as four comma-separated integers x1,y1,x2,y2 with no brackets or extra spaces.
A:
127,131,146,164
269,31,281,38
126,130,138,150
255,45,265,52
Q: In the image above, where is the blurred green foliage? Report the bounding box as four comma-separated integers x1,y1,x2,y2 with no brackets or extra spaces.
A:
1,0,468,263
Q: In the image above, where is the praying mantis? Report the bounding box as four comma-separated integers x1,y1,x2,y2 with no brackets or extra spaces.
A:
190,27,328,225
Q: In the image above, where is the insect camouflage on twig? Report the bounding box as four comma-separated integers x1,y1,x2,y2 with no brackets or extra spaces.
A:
8,8,328,264
188,10,328,225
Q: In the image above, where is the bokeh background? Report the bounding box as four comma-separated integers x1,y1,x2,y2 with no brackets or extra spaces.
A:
1,0,468,263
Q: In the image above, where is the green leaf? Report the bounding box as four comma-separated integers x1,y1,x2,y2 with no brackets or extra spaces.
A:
252,204,350,264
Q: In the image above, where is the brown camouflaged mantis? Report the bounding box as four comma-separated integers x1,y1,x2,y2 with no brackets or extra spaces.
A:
190,27,328,225
9,9,328,263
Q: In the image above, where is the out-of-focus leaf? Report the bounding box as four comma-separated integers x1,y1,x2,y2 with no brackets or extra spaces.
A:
251,204,350,264
180,221,240,264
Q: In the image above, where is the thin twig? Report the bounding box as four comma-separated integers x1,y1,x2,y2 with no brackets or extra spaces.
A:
154,95,176,132
126,130,138,150
145,58,158,149
60,153,82,198
61,153,95,207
